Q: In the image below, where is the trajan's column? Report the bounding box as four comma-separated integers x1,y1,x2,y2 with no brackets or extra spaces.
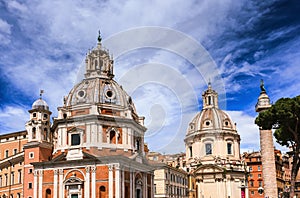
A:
255,80,277,198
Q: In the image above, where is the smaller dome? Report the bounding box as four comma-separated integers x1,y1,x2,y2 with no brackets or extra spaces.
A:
32,98,49,111
186,108,236,136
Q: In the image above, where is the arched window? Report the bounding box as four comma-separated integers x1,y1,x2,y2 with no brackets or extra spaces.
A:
44,128,48,140
32,127,36,139
99,186,106,198
136,139,140,151
95,60,98,69
46,188,51,198
110,130,116,144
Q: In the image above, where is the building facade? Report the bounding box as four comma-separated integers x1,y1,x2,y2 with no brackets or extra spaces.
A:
0,131,27,198
243,150,292,198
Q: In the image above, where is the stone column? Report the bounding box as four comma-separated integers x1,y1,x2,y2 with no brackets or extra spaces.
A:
38,170,43,198
260,129,277,197
33,170,38,198
115,164,121,198
85,166,90,198
109,165,114,198
151,174,154,198
122,169,125,198
59,169,64,198
91,166,96,198
255,85,277,198
143,173,147,198
130,171,134,198
54,169,58,198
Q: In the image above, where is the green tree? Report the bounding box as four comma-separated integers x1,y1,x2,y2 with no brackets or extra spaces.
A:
255,95,300,197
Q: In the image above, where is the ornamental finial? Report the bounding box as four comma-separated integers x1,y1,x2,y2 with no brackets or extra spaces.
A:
97,30,102,43
40,90,44,99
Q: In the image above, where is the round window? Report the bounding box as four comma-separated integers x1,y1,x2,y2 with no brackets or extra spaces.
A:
105,90,115,99
225,121,229,126
205,121,210,126
77,90,85,98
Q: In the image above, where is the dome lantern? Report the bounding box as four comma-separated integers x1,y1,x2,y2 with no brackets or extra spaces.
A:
84,32,114,79
202,82,219,109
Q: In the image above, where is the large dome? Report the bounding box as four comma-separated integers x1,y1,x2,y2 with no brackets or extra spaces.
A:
65,78,137,114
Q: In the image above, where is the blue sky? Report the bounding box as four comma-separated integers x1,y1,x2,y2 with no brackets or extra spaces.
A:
0,0,299,154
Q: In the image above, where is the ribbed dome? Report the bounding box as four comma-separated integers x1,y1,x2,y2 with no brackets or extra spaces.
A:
65,78,137,114
32,98,49,110
186,107,236,136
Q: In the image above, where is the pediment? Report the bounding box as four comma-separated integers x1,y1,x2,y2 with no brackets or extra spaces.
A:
50,151,98,163
193,164,224,174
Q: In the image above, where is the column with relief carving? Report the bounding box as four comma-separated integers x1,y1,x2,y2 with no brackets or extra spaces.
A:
109,165,114,198
54,169,58,198
91,166,96,198
33,170,38,198
85,166,90,198
38,170,43,198
59,169,64,198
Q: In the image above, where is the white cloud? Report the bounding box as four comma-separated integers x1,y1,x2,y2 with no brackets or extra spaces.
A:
0,18,12,45
0,106,28,133
6,1,28,13
0,18,11,34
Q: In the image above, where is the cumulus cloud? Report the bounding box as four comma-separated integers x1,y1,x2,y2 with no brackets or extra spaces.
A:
0,106,28,133
0,18,12,45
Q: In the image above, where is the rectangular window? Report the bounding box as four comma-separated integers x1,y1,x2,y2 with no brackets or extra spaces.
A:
189,146,193,157
250,181,254,187
250,174,253,178
5,174,8,186
71,134,80,146
251,191,254,195
28,182,32,189
258,166,261,171
18,170,22,183
258,174,261,178
259,181,262,187
14,149,17,155
227,143,232,154
28,168,33,174
205,143,212,155
249,167,252,172
11,172,14,185
5,150,9,158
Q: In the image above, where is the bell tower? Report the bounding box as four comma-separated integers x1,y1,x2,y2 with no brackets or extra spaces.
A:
255,80,277,198
23,91,53,198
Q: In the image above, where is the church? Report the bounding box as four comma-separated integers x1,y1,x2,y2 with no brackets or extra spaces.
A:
0,34,154,198
0,33,248,198
184,83,248,198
